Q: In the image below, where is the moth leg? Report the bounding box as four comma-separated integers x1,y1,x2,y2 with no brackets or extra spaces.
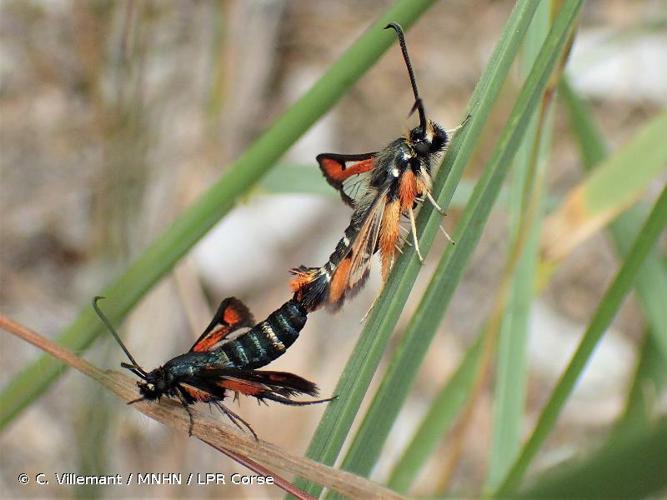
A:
398,227,413,247
439,224,455,245
213,401,258,441
422,191,454,245
396,224,418,252
408,207,424,262
360,292,381,324
447,113,471,135
425,190,446,215
175,392,196,436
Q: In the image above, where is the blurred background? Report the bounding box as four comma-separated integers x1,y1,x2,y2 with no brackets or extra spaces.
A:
1,0,665,497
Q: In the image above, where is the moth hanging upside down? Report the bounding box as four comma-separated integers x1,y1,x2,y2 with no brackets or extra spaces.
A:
291,23,464,313
93,296,332,439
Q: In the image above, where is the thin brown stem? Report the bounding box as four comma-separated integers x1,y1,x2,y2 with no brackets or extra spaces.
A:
204,443,314,500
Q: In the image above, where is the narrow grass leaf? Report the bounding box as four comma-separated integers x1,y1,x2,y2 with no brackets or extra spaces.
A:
298,3,542,496
541,112,667,263
495,183,667,496
386,331,486,492
487,2,553,487
259,165,336,197
614,333,667,438
336,0,582,483
560,78,667,362
516,418,667,499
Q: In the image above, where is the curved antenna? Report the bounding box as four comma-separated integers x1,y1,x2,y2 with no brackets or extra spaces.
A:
385,22,427,130
121,362,148,380
92,296,147,378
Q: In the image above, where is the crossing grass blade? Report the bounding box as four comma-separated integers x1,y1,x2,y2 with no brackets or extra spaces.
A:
494,183,667,496
386,330,487,492
559,78,667,363
260,165,339,197
294,3,543,496
559,76,667,444
0,0,438,430
540,111,667,264
323,0,582,489
614,333,667,438
515,418,667,499
486,2,552,488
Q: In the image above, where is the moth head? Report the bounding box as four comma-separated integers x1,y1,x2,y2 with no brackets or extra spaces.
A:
135,367,170,400
410,120,448,156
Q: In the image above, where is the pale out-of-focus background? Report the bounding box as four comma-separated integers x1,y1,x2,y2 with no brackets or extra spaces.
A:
1,1,665,498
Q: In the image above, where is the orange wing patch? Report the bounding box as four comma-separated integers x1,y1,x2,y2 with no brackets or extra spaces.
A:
289,268,318,294
191,326,233,353
217,378,265,397
190,297,254,353
223,306,243,325
319,157,374,183
399,169,418,210
181,384,215,402
379,200,401,280
329,256,352,305
317,154,376,207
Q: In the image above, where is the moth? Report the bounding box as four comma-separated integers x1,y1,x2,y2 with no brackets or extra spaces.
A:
94,296,332,439
291,23,463,313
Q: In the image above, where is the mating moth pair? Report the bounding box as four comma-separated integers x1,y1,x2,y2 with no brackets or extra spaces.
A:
96,23,462,439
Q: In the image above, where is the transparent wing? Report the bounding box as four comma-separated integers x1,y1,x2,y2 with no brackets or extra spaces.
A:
347,192,388,289
317,153,377,208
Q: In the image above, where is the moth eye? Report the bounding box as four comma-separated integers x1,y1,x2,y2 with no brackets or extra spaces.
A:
415,141,430,155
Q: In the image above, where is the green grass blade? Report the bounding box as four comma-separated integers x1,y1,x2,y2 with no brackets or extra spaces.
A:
614,332,667,437
386,331,487,492
260,165,338,197
561,75,667,446
558,78,606,167
487,1,553,487
494,183,667,496
0,0,435,429
335,0,582,483
560,78,667,363
297,3,542,495
598,205,667,363
516,418,667,499
488,160,545,487
541,111,667,264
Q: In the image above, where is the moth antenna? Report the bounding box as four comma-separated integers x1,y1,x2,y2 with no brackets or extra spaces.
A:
92,296,147,377
385,22,427,130
120,362,148,380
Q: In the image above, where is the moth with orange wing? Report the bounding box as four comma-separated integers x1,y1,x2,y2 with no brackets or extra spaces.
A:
93,296,332,439
290,23,464,313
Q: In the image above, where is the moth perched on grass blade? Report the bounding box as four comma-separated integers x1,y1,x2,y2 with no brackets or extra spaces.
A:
93,296,333,439
291,23,465,313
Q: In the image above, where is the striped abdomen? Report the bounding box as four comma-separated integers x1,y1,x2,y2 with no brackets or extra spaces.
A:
290,215,362,312
215,299,307,370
